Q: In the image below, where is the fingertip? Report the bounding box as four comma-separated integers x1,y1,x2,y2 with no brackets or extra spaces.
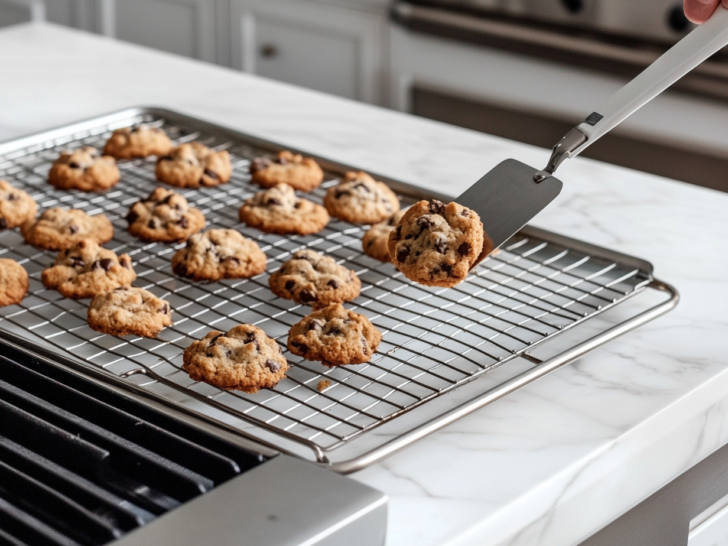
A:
684,0,720,22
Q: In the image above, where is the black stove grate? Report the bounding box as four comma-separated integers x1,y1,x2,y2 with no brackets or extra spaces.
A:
0,342,264,546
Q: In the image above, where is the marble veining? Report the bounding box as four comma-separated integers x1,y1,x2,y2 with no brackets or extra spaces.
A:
1,23,728,546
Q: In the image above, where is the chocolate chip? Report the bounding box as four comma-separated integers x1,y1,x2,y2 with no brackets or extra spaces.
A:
162,193,174,204
244,332,260,351
352,183,370,192
458,242,471,256
69,162,80,169
69,225,78,234
325,327,343,336
294,252,315,263
434,240,448,254
334,189,349,199
461,208,470,217
160,303,170,314
147,219,156,229
294,201,302,209
203,169,218,180
7,193,17,201
307,320,323,332
300,289,316,303
120,256,131,269
250,157,272,174
394,226,402,240
396,246,410,262
291,341,308,353
284,280,296,291
126,210,139,224
99,258,113,271
417,216,434,232
429,200,445,215
361,335,368,355
267,198,282,206
405,234,415,240
178,216,189,228
173,262,188,276
265,359,282,373
70,257,85,268
209,333,224,346
160,155,173,161
0,218,7,230
327,279,339,289
441,263,453,275
223,256,240,265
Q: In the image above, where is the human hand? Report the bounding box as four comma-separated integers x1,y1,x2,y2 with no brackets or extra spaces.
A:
684,0,728,23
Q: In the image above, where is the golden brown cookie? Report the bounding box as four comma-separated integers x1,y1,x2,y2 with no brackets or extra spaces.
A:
155,142,231,189
126,187,205,242
41,239,136,299
183,325,288,393
238,184,329,235
0,180,37,230
250,151,324,192
0,259,28,307
103,125,173,159
88,287,172,338
48,147,120,192
21,208,114,251
269,249,360,307
324,171,400,225
171,228,267,282
362,210,406,262
287,304,382,367
388,199,485,288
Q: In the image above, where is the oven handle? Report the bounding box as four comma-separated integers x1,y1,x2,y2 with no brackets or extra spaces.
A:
538,7,728,180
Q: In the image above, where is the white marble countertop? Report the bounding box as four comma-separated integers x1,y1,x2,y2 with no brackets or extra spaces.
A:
2,22,728,546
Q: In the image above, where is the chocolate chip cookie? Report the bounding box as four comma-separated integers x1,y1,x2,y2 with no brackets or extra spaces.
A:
361,210,406,262
21,208,114,250
0,180,37,230
324,171,400,224
41,239,136,299
238,183,329,235
287,304,382,367
0,259,28,307
48,147,120,192
269,249,360,307
171,228,267,282
88,286,172,338
250,151,324,192
156,142,231,189
127,187,205,243
388,199,485,288
183,325,288,393
103,125,173,159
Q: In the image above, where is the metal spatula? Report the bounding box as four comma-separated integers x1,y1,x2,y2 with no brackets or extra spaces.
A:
460,7,728,265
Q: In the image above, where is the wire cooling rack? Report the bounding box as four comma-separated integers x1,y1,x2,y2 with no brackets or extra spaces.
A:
0,108,678,472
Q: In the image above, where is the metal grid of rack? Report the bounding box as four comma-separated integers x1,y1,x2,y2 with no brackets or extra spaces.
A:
0,109,678,470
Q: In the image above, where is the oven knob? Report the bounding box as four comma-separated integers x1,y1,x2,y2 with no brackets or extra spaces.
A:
668,4,690,32
562,0,584,14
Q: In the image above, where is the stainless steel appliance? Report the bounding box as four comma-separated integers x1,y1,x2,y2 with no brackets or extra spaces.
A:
0,109,677,543
390,0,728,191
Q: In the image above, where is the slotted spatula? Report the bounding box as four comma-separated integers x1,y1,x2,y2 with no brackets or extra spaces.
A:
460,6,728,265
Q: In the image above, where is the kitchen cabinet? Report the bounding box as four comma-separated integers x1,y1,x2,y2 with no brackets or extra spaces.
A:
6,0,387,104
231,0,386,104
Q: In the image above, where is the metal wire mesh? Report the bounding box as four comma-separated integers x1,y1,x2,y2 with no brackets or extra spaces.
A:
0,111,654,459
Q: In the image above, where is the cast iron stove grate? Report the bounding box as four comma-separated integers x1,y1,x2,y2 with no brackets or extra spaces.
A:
0,109,678,472
0,340,263,546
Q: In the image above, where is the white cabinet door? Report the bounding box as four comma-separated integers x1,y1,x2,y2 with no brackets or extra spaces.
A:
231,0,385,104
111,0,220,63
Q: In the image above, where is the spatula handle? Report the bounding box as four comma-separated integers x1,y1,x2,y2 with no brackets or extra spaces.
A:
538,6,728,179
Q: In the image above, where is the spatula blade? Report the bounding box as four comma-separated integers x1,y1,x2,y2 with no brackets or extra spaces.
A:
457,159,563,267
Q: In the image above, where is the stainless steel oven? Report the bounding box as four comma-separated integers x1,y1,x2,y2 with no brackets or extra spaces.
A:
390,0,728,192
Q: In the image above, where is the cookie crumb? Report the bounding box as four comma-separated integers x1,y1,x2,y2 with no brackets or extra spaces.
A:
317,379,332,392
